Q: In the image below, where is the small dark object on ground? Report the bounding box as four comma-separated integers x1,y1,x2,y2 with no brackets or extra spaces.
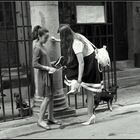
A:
14,93,29,109
14,93,32,116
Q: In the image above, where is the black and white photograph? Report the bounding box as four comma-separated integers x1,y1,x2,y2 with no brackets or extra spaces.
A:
0,0,140,139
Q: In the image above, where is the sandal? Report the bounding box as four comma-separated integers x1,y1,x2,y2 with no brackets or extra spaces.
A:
37,121,51,130
47,119,62,125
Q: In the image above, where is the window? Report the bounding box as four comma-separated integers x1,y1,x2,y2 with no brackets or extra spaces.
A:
0,2,14,27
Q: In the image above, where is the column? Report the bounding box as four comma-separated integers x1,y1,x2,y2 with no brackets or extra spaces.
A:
29,1,76,118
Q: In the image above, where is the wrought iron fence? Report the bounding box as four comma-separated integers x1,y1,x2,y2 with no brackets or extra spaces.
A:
59,2,118,110
0,1,118,122
66,64,118,110
0,1,33,122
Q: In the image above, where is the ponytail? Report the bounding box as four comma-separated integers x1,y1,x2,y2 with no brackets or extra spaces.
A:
32,25,41,41
32,25,49,41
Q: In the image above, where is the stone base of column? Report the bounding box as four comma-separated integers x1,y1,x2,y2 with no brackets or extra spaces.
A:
32,92,76,119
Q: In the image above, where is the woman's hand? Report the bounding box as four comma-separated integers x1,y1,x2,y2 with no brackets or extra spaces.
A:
73,80,81,91
43,66,56,73
76,81,81,92
49,67,57,74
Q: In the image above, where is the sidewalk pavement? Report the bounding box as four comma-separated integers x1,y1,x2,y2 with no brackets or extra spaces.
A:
0,85,140,139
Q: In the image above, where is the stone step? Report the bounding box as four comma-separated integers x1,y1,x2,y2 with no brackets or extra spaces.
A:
116,60,134,70
104,68,140,89
1,67,24,76
53,93,65,98
34,96,66,104
117,75,140,88
34,99,67,108
33,107,76,119
1,74,29,89
117,68,140,78
116,68,140,88
33,104,69,112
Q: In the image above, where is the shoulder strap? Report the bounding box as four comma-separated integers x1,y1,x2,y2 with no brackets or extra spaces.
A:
75,33,98,50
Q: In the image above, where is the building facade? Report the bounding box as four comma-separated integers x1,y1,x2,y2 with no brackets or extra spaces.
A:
1,1,140,70
0,1,140,121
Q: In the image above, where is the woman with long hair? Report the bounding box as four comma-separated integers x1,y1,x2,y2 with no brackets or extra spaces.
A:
32,25,61,130
58,24,103,125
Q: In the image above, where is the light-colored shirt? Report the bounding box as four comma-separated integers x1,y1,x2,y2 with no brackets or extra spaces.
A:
72,38,94,57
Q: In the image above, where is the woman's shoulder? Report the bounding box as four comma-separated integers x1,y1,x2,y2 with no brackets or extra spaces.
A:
33,41,41,49
73,39,83,47
33,43,42,53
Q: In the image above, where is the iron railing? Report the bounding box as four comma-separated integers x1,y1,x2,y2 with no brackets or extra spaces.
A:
0,1,33,122
59,2,118,110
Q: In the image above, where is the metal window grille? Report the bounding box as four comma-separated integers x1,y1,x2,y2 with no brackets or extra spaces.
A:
58,2,118,110
0,1,33,122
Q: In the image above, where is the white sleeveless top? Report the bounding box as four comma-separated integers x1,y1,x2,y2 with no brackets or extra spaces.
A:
72,37,94,57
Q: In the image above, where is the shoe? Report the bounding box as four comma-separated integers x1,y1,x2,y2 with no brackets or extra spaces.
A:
47,119,62,125
66,80,79,95
37,121,51,130
67,89,77,95
54,56,65,68
82,114,96,125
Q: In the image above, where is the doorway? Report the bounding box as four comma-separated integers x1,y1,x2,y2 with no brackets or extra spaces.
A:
113,2,128,60
0,2,17,68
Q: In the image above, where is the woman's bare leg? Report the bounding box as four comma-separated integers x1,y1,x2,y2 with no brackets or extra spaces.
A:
47,91,61,125
82,90,96,125
34,69,40,98
48,95,54,120
38,97,50,123
87,90,94,117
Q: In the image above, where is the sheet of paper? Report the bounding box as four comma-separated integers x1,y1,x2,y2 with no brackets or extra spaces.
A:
76,5,106,23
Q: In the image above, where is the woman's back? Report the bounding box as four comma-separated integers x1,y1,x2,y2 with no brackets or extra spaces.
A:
73,33,94,57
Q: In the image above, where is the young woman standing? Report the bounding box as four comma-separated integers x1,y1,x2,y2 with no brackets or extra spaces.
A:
32,25,61,130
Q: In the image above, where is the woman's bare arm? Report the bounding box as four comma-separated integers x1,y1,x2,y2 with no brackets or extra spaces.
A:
76,52,84,83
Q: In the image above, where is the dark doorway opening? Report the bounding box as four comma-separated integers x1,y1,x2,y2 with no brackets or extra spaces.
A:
114,2,128,60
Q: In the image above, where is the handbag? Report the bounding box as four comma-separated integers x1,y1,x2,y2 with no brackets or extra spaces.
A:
94,45,111,71
75,33,111,72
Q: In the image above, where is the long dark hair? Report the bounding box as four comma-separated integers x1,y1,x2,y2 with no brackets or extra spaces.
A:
32,25,49,41
58,24,77,67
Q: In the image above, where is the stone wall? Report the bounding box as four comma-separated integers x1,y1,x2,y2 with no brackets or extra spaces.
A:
127,2,140,61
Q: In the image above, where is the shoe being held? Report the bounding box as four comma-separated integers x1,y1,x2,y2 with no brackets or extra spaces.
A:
53,56,65,69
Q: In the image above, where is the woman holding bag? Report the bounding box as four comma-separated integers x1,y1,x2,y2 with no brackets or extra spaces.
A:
57,24,103,125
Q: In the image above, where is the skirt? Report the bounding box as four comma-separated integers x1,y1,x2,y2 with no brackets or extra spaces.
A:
65,52,104,93
37,70,52,97
82,52,103,83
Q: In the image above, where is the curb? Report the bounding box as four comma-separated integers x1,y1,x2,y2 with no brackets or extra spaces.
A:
0,103,140,139
0,116,37,131
0,117,81,139
1,83,140,139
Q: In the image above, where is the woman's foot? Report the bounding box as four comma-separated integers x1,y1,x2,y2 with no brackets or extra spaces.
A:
37,121,51,130
47,119,62,125
82,114,96,125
